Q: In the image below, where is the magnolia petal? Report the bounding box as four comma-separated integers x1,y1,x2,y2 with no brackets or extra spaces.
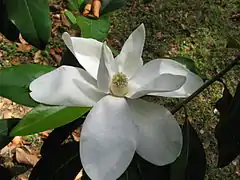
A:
115,24,145,78
127,74,186,99
80,95,137,180
128,98,182,165
30,66,105,106
127,60,187,98
63,32,108,79
97,43,116,93
147,59,203,97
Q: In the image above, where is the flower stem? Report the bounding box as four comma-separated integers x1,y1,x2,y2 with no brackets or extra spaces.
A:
171,56,240,114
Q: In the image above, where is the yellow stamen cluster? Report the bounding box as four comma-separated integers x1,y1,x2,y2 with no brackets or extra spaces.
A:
111,72,128,87
110,72,128,97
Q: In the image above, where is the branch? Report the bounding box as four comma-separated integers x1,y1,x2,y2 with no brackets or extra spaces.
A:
171,56,240,114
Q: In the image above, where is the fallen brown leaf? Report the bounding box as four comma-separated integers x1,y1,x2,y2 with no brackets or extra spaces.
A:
50,49,62,64
236,168,240,176
16,44,32,52
19,34,28,45
39,131,50,139
55,47,63,54
15,148,39,166
0,50,4,58
11,136,23,146
61,11,70,27
0,34,3,42
72,130,80,142
34,50,42,63
17,172,30,180
10,58,21,65
0,145,15,156
156,31,164,40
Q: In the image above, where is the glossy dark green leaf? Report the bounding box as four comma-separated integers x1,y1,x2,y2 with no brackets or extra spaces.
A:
5,0,51,49
0,64,54,107
64,10,79,30
215,82,240,167
215,81,233,116
170,120,190,180
115,154,170,180
0,166,12,180
81,170,91,180
60,49,82,68
171,57,206,80
0,118,20,149
0,135,13,150
0,0,19,41
77,15,110,41
101,0,127,15
40,116,86,156
67,0,79,11
64,11,77,25
134,155,170,180
10,104,90,136
67,0,85,11
29,142,81,180
171,57,199,74
117,159,141,180
171,120,206,180
184,122,206,180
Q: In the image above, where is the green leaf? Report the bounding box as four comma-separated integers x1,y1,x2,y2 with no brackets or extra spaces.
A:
0,118,20,149
215,82,240,167
170,121,206,180
171,57,199,74
0,118,20,136
171,56,206,80
0,0,19,41
78,0,84,5
0,64,54,107
10,105,90,136
67,0,84,11
170,120,190,180
64,10,79,30
76,15,110,41
108,45,120,56
5,0,51,49
101,0,127,15
0,166,12,180
60,49,82,68
64,11,77,25
67,0,79,11
40,116,85,156
29,142,81,180
116,154,170,180
184,123,206,180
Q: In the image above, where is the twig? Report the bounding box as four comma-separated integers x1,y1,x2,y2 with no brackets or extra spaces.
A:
171,56,240,114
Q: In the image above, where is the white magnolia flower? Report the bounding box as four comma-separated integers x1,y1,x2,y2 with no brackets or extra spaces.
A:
29,24,203,180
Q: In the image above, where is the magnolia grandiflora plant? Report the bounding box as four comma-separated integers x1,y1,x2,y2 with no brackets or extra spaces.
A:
29,24,203,180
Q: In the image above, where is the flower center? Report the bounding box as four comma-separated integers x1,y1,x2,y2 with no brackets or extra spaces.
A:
110,72,128,97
